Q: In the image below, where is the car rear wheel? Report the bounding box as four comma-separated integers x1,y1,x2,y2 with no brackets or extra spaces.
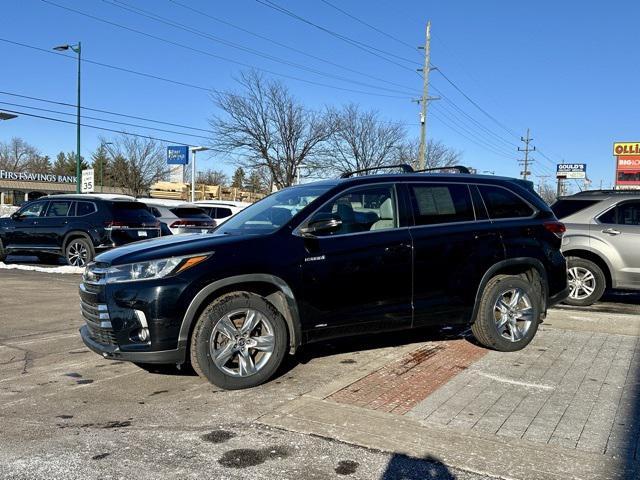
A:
565,257,606,307
471,275,541,352
65,237,94,267
190,291,288,390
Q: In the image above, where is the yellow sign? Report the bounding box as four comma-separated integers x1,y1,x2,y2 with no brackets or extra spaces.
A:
613,142,640,156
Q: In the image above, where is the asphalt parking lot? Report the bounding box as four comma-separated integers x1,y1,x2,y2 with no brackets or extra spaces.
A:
1,265,639,480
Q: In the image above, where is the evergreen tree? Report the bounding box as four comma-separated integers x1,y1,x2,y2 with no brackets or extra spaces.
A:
91,144,112,188
231,167,245,188
245,169,264,192
52,151,88,177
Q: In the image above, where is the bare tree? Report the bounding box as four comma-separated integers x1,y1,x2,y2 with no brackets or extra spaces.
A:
317,104,405,176
0,137,41,171
210,71,335,188
107,134,169,197
197,169,229,186
537,181,557,205
396,139,461,170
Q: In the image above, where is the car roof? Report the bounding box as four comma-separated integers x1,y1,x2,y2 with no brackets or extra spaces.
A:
44,194,136,201
559,190,640,201
136,198,192,207
193,200,251,207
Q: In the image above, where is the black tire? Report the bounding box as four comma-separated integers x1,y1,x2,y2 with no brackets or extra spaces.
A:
564,257,606,307
471,275,541,352
190,291,288,390
0,240,6,263
64,237,94,267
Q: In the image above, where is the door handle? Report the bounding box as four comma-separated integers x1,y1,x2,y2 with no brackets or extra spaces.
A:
385,243,411,254
602,228,621,236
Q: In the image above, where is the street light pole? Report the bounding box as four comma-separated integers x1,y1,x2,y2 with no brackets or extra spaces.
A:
54,42,82,193
189,146,209,202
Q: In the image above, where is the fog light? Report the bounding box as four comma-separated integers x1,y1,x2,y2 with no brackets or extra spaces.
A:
130,328,149,343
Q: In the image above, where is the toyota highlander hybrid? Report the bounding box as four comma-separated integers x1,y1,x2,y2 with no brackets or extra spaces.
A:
79,168,569,389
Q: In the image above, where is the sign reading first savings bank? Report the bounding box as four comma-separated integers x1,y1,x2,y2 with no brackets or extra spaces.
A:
0,169,76,184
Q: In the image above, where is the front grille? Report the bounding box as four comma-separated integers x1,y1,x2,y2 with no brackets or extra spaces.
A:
80,299,116,346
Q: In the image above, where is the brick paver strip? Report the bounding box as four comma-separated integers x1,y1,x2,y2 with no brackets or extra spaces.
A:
328,338,487,415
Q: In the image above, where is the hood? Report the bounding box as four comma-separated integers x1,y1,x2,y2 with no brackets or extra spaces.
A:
95,232,245,266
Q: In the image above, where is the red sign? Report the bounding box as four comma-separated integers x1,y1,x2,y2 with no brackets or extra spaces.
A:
615,156,640,186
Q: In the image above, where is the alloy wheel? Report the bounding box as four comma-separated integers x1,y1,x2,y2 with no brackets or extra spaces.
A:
568,267,596,300
493,288,534,342
209,308,275,377
67,241,89,267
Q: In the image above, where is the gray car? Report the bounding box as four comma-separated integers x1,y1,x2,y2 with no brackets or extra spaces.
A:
551,190,640,306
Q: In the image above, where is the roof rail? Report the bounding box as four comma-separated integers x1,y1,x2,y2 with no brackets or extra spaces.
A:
573,189,640,196
413,165,471,174
339,164,414,178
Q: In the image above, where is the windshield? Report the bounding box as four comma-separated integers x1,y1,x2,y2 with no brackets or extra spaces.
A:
216,184,334,235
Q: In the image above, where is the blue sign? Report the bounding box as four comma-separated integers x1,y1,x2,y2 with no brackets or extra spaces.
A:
167,146,189,165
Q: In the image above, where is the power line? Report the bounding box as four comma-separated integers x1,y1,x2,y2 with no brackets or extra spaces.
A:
254,0,416,72
0,90,212,133
38,0,412,99
0,101,211,141
103,0,415,97
0,108,209,147
164,0,419,94
318,0,417,51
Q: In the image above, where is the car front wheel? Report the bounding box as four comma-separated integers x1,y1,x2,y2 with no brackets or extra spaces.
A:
471,275,541,352
565,257,606,307
190,291,288,389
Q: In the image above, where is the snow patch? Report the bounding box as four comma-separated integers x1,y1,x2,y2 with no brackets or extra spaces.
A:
0,262,84,275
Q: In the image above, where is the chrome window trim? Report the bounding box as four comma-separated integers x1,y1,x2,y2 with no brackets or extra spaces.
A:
594,199,640,226
292,181,402,238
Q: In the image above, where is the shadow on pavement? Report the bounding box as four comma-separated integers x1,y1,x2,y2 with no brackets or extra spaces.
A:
381,453,455,480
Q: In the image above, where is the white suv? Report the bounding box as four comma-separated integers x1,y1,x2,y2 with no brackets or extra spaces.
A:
193,200,250,224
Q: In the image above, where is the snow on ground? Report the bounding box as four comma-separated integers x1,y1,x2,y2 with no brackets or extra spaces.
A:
0,262,84,275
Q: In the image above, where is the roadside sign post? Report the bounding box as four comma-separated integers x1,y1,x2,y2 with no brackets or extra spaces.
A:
81,168,94,193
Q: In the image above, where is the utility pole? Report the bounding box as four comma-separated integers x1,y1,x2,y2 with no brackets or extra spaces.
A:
518,128,535,181
417,20,432,170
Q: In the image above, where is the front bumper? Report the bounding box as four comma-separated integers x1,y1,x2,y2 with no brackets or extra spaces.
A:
80,325,185,364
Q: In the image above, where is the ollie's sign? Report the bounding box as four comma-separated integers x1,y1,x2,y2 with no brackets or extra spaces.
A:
613,143,640,189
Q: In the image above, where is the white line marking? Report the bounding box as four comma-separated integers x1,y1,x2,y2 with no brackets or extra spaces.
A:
477,372,555,390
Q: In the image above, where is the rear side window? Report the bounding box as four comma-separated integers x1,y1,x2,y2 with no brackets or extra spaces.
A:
170,207,210,219
212,207,233,219
409,184,474,226
479,185,534,219
551,199,599,220
46,200,72,217
147,206,163,218
76,201,97,216
112,202,157,223
599,201,640,226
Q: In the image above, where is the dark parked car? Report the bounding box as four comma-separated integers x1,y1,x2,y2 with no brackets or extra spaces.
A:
79,168,569,389
0,194,161,266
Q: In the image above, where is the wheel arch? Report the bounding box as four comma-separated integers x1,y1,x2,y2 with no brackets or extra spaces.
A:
563,248,613,289
62,230,94,251
471,258,548,323
177,274,302,356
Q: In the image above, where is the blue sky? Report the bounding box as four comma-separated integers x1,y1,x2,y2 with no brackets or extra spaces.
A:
1,0,638,190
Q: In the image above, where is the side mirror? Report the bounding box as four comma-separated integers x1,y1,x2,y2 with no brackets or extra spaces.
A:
10,212,22,221
299,216,342,237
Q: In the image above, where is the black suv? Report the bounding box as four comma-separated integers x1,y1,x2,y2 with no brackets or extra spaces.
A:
0,194,161,266
79,170,569,389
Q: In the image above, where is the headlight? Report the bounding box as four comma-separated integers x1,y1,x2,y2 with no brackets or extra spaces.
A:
105,254,209,284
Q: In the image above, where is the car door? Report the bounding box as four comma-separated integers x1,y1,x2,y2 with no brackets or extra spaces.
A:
299,183,413,339
3,200,48,249
408,182,503,327
594,200,640,288
36,199,74,249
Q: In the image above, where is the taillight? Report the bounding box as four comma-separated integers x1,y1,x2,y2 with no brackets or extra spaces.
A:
170,220,214,228
544,221,566,237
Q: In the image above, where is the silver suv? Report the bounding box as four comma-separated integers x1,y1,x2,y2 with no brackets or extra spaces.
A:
552,190,640,306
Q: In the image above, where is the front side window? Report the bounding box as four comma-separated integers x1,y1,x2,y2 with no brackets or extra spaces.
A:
217,184,333,235
409,183,474,226
46,200,72,217
479,185,534,219
18,201,45,218
308,185,397,236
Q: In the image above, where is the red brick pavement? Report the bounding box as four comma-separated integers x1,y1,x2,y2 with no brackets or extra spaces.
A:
328,339,487,415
